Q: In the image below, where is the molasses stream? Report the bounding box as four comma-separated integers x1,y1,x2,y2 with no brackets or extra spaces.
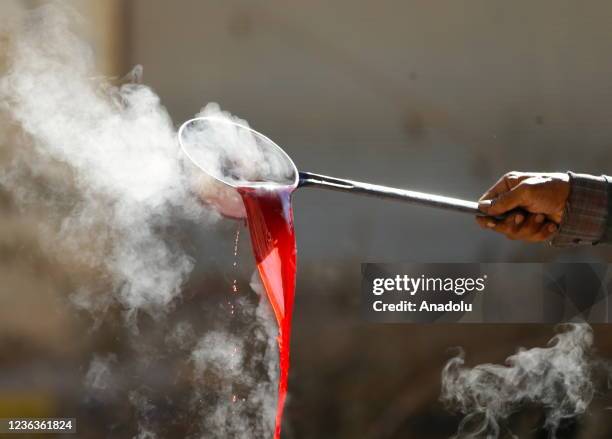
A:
178,116,507,438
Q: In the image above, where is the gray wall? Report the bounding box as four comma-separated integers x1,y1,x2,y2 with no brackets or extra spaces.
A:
128,0,612,263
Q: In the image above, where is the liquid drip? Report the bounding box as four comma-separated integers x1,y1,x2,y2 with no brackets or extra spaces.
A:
230,225,240,403
238,186,296,439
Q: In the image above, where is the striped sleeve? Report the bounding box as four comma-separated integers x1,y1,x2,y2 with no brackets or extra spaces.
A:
551,172,610,246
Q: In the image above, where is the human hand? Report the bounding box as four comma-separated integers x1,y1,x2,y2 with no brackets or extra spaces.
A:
476,172,570,242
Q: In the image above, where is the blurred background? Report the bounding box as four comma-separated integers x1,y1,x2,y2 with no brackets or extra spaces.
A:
1,0,612,438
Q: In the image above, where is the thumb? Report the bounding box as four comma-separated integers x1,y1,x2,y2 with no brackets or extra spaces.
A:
479,184,528,216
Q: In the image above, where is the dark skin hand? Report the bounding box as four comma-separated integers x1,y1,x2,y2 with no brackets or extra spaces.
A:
476,172,570,242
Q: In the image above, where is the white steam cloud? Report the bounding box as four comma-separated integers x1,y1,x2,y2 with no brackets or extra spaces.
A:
441,324,597,438
190,298,278,438
0,4,281,321
180,103,295,188
85,354,117,392
0,4,281,438
0,4,200,321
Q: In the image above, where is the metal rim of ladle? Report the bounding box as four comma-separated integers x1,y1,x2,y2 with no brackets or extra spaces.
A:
178,116,300,191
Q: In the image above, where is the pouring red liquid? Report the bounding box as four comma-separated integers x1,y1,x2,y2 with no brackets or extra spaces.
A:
238,186,296,439
178,115,300,437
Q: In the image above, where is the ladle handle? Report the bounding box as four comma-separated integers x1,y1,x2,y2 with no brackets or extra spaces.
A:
298,171,515,219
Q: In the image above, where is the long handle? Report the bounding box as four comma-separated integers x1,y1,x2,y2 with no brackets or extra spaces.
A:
299,171,486,216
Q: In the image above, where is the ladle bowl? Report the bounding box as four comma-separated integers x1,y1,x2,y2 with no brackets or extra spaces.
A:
179,116,299,218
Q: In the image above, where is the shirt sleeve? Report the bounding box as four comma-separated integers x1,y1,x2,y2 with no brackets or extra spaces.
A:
551,172,611,246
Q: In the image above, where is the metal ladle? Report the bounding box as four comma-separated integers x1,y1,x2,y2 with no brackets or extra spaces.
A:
178,116,486,219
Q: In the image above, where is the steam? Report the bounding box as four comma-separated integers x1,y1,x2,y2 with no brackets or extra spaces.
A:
0,4,201,321
192,331,245,377
0,4,285,321
85,354,117,392
190,298,278,438
441,324,597,438
0,4,282,438
180,103,295,188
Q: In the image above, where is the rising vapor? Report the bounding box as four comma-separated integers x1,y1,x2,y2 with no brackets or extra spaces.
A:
0,4,202,322
0,4,281,437
441,324,598,438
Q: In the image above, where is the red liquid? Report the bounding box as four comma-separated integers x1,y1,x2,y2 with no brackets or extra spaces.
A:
238,186,296,439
